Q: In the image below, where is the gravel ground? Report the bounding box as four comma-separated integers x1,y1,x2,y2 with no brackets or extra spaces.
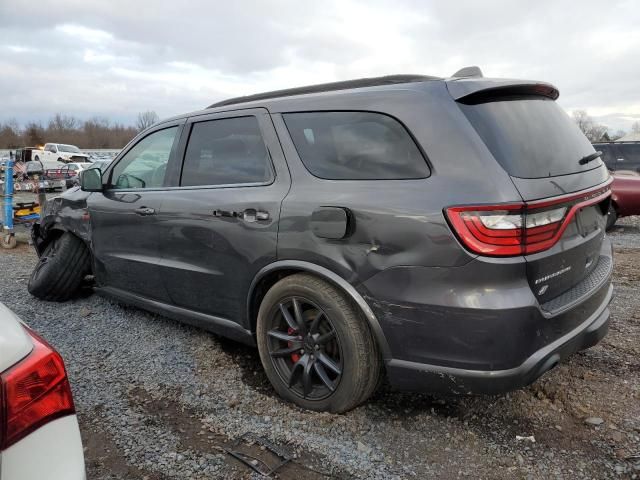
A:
0,218,638,479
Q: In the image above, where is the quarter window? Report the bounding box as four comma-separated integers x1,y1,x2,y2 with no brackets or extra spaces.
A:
110,127,178,189
181,116,273,187
283,111,429,180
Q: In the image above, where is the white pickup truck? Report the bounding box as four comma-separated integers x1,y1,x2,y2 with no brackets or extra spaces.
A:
33,144,90,164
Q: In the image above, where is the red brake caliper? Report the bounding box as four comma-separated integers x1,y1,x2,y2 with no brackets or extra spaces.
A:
288,327,301,363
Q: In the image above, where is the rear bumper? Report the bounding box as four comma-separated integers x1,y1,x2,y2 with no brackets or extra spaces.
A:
0,415,86,480
385,283,611,394
360,236,614,394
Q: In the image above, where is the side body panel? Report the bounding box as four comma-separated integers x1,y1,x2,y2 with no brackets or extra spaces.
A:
157,109,291,326
86,120,185,301
88,190,168,300
272,83,523,285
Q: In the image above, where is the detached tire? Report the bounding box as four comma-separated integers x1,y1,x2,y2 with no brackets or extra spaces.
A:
28,232,91,301
257,273,381,413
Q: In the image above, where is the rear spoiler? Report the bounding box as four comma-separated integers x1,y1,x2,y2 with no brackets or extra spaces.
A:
446,79,559,104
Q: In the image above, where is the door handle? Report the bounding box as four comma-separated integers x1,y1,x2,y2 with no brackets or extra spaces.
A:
240,208,270,223
134,206,156,216
211,209,269,222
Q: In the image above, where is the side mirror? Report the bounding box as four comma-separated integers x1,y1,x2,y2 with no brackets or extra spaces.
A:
81,168,103,192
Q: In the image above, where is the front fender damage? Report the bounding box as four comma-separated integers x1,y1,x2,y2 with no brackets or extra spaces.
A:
32,187,92,255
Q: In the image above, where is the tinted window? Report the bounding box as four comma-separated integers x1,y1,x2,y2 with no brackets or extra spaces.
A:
458,97,602,178
614,143,640,170
593,143,620,170
110,127,178,189
181,116,272,187
283,111,429,180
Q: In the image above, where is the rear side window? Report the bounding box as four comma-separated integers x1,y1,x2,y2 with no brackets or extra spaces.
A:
283,111,429,180
458,97,602,179
181,116,273,187
614,143,640,168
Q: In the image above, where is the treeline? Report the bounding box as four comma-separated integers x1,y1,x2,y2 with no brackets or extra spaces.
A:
0,111,160,149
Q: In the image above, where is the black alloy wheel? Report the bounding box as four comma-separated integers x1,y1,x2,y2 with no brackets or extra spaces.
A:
266,296,343,400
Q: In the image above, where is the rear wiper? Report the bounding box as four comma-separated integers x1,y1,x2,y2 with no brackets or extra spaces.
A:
578,151,602,165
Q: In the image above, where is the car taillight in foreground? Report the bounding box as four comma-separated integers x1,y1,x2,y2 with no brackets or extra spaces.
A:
446,183,611,257
0,329,75,450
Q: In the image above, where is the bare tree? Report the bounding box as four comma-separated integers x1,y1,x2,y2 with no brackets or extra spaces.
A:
0,115,139,149
48,113,79,131
632,122,640,134
0,119,21,148
572,110,609,142
24,121,46,146
136,111,160,131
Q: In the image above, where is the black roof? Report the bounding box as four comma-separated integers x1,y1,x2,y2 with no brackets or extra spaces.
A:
207,74,440,109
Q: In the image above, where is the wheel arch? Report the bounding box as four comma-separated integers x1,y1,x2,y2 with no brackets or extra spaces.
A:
33,221,87,256
247,260,391,359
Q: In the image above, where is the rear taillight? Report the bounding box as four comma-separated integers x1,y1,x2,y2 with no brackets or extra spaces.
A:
0,329,75,450
445,183,611,257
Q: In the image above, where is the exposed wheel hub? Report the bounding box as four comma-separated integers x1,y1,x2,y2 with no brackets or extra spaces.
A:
303,335,315,352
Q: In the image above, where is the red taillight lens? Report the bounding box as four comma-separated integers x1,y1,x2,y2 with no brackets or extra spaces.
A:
0,329,75,450
445,184,611,257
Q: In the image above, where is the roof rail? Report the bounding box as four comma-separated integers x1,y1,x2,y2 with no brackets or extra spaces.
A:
207,74,440,109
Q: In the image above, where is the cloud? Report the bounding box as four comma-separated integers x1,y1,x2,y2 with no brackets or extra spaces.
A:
0,0,639,131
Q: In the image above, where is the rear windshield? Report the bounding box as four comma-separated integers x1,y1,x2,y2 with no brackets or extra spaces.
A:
458,97,602,178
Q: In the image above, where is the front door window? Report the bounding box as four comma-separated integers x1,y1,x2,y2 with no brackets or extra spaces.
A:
110,127,178,189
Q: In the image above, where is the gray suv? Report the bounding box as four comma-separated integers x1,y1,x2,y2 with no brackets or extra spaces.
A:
29,68,614,412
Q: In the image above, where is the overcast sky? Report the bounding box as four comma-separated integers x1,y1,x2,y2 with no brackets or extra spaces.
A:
1,0,639,131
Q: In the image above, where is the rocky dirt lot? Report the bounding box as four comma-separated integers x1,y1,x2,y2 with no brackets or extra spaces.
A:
0,218,638,479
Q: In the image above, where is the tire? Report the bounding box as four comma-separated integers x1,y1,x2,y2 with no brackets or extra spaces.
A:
606,204,618,231
256,273,381,413
28,232,91,301
34,155,40,162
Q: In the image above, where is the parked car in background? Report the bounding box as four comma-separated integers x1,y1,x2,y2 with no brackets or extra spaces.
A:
59,162,93,188
593,141,640,173
34,144,89,164
607,171,640,229
84,159,112,173
24,160,66,191
87,151,119,163
0,302,85,479
611,169,639,177
14,147,41,163
29,70,613,413
75,160,112,189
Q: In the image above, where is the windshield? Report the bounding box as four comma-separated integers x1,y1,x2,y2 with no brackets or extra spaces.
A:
58,144,82,153
458,97,602,178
